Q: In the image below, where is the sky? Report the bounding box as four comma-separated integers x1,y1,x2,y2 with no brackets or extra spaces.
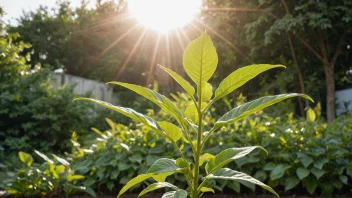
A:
1,0,95,25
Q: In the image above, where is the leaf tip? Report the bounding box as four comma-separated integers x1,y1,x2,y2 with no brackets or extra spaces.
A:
258,146,268,155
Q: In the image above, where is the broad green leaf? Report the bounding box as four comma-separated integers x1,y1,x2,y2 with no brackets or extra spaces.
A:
147,158,178,174
18,151,33,167
200,187,214,193
314,158,328,169
270,164,291,180
158,121,183,142
107,82,183,124
158,65,195,97
74,98,161,132
263,162,276,171
152,172,174,182
303,177,317,195
311,168,325,179
300,156,313,168
206,146,266,174
201,81,213,101
205,168,279,197
117,174,153,198
306,108,316,121
254,170,267,181
199,153,214,166
162,190,188,198
339,175,348,184
214,64,285,100
214,94,313,129
138,182,178,197
184,103,198,124
183,32,218,85
285,176,300,191
296,167,310,180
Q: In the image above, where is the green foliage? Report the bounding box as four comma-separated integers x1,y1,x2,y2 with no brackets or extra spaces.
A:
0,70,93,156
1,151,95,197
77,32,311,198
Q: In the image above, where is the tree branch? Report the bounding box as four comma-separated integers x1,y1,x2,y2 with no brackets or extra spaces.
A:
295,33,325,62
331,31,347,66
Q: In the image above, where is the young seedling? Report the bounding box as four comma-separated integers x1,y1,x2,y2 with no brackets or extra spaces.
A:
75,32,313,198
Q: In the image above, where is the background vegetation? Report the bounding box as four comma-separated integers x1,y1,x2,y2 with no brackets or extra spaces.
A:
0,0,352,197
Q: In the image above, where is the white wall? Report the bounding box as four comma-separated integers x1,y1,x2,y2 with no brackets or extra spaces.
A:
336,88,352,116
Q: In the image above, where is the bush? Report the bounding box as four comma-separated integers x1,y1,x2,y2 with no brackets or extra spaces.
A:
2,93,351,197
72,93,352,196
0,70,93,157
0,151,95,197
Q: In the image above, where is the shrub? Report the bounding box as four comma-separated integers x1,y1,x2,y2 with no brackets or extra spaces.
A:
0,151,95,197
0,70,93,157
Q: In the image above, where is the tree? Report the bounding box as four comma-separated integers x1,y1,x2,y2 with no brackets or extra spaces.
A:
252,0,352,123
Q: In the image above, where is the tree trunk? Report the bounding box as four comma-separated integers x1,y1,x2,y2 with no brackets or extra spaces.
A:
324,63,336,123
288,35,307,116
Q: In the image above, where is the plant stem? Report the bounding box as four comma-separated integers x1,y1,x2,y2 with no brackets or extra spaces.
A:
192,101,203,198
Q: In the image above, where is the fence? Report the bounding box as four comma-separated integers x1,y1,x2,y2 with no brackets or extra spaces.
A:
51,73,118,104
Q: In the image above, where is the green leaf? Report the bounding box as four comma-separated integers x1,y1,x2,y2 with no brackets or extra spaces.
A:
303,177,317,195
199,153,214,166
214,94,313,129
339,175,348,184
201,81,213,101
214,64,285,100
285,176,300,191
205,168,279,197
184,103,198,124
107,82,183,124
311,167,325,179
183,31,218,85
74,98,162,132
200,187,214,193
306,108,316,121
118,159,179,197
270,164,291,180
67,175,85,181
206,146,266,174
254,170,267,181
158,121,183,142
300,156,314,168
18,151,33,167
138,182,178,197
263,162,276,171
161,190,188,198
296,167,310,180
314,158,328,169
158,65,195,97
147,158,178,174
117,174,153,198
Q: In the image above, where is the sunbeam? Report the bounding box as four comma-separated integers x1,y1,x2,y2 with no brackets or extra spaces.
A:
116,28,148,79
147,34,161,86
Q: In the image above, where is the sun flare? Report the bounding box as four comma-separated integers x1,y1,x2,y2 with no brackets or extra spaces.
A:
127,0,202,33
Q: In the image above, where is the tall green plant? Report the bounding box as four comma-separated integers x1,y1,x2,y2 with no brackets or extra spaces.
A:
75,32,312,198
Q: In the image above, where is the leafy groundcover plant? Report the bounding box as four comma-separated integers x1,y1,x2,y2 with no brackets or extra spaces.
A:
76,32,312,198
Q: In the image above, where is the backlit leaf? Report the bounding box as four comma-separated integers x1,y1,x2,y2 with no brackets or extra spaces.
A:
158,65,195,97
18,151,33,167
183,32,218,85
138,182,178,197
206,146,266,174
214,94,313,129
205,168,279,197
158,121,183,142
214,64,285,100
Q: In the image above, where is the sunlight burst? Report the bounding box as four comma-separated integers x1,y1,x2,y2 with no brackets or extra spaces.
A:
127,0,202,33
